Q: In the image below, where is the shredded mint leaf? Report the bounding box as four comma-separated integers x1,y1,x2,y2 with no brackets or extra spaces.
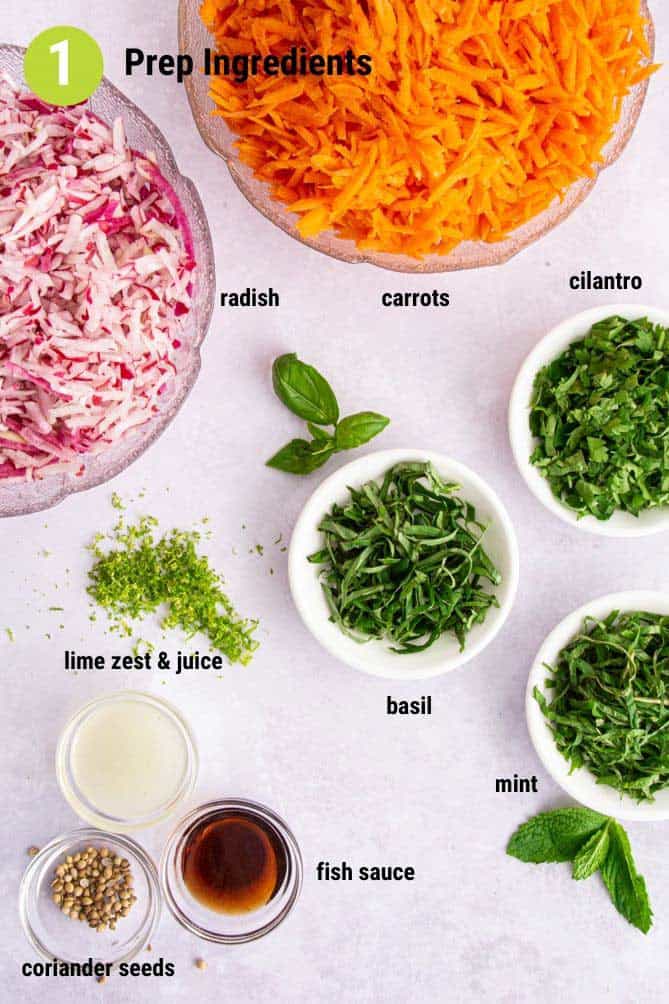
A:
506,808,607,863
535,610,669,802
601,821,653,934
572,822,611,880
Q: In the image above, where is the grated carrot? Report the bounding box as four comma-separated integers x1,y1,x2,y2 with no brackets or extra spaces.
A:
200,0,658,258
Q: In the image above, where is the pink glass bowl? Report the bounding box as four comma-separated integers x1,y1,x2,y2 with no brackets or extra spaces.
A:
0,44,216,517
179,0,654,274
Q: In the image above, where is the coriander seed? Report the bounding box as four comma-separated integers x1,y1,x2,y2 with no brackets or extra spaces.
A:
50,846,137,930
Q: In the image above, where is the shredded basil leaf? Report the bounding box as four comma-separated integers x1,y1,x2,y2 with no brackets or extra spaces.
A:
308,461,501,654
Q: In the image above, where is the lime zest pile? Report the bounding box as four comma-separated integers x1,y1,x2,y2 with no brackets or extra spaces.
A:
87,512,258,666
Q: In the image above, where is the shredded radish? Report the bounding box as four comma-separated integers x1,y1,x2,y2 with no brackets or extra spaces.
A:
0,75,196,483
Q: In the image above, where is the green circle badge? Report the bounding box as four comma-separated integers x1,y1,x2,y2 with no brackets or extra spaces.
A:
24,26,103,106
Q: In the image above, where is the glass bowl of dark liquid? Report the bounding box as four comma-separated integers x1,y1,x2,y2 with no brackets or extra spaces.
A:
160,799,302,943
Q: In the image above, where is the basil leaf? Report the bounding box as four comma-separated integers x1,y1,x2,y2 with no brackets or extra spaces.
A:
266,439,335,475
308,422,335,444
335,412,390,450
572,822,611,880
507,808,608,864
600,821,653,934
272,354,339,425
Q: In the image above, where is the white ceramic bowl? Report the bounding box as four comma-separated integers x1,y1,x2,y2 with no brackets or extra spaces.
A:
509,304,669,537
526,591,669,822
288,449,519,680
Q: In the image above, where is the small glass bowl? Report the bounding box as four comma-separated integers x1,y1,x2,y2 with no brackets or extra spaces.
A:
19,827,160,965
179,0,654,274
56,691,198,832
0,45,215,518
161,799,303,944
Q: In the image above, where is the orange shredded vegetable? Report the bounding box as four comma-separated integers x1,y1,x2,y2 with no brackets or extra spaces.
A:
200,0,658,258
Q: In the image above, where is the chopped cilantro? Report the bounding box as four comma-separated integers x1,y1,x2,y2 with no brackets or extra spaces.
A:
530,315,669,520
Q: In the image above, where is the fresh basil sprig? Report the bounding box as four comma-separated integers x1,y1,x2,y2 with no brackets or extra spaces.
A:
267,354,390,475
272,353,339,425
508,808,653,934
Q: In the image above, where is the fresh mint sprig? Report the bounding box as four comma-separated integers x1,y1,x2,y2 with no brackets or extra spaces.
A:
267,353,389,475
507,808,653,934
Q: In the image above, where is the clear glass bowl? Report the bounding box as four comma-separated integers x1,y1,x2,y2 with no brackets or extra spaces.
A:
19,827,161,965
0,45,216,518
179,0,654,274
56,691,199,832
161,798,303,943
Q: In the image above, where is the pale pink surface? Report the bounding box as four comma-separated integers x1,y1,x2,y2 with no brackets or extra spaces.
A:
1,4,669,1004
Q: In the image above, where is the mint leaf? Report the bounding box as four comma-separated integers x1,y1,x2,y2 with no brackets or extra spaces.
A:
507,808,608,864
572,822,611,880
600,821,653,934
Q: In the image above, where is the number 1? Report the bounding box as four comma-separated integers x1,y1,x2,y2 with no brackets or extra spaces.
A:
49,38,69,86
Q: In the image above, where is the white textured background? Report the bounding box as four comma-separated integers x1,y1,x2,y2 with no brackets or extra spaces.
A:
2,4,669,1002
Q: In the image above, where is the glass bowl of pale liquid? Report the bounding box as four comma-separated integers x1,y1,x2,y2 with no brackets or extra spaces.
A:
56,691,198,831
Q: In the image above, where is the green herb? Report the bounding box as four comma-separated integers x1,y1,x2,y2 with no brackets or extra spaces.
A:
267,353,389,475
267,438,336,474
600,820,653,934
334,412,391,450
88,510,257,666
535,610,669,801
529,315,669,520
572,826,610,880
308,461,501,653
5,627,14,642
506,807,607,863
272,352,339,425
508,809,652,934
